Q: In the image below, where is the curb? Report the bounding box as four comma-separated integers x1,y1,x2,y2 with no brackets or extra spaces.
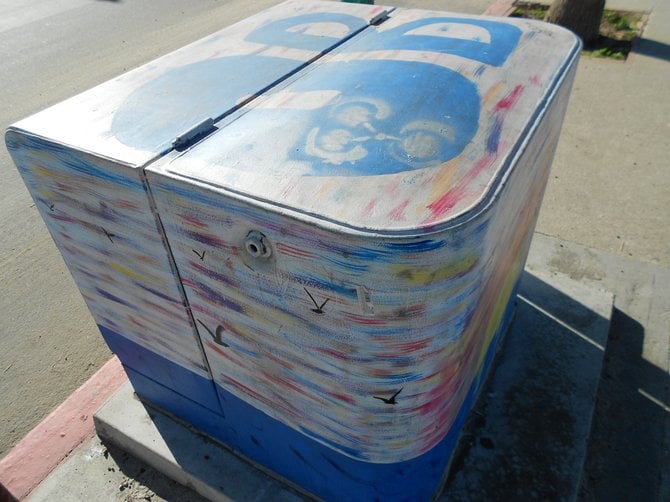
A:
0,356,127,500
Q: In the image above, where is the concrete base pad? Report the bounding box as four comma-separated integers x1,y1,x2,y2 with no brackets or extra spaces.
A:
92,264,613,501
444,268,613,500
92,386,305,502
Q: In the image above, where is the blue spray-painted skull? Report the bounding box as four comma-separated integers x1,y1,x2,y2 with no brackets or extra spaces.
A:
111,13,521,176
273,58,481,175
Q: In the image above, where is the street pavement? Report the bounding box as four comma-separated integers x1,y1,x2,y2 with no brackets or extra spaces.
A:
1,0,668,500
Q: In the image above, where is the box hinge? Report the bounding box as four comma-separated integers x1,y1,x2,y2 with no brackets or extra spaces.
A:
369,10,391,26
172,118,216,149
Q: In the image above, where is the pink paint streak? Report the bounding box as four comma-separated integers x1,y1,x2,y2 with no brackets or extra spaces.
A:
362,198,378,218
388,200,409,221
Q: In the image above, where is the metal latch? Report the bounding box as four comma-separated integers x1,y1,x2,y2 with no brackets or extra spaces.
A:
172,118,216,149
369,10,391,26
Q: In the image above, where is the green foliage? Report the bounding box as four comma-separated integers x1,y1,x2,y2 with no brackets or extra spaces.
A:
511,6,546,20
511,4,547,21
602,10,642,41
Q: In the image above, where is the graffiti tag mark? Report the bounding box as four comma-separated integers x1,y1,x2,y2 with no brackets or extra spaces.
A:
373,387,403,405
101,227,116,243
303,287,330,314
197,319,229,347
192,249,206,261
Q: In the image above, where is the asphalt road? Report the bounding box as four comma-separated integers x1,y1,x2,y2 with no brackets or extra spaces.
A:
0,0,287,459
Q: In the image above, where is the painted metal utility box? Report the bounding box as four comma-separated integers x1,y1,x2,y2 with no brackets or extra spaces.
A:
6,1,580,500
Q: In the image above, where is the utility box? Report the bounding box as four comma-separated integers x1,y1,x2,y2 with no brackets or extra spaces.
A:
6,1,580,500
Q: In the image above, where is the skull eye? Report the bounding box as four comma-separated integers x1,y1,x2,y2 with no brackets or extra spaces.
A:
318,129,353,151
401,131,441,159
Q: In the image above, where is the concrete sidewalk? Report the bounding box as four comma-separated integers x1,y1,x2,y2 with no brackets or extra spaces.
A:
2,0,669,499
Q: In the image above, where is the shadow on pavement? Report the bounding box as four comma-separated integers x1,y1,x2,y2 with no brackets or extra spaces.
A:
444,270,611,500
633,37,670,62
580,308,668,501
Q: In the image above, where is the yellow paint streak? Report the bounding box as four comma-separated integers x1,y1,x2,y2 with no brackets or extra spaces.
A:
393,253,478,285
427,159,458,201
111,262,143,281
482,81,505,107
315,178,338,198
36,188,55,200
34,165,56,178
475,259,522,371
229,322,257,341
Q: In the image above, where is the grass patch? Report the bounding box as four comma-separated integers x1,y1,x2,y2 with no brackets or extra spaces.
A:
510,1,646,61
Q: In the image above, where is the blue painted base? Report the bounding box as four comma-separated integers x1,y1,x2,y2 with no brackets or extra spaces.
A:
98,325,221,412
99,289,517,501
208,292,518,501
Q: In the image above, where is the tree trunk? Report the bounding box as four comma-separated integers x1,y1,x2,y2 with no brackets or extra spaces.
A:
545,0,605,46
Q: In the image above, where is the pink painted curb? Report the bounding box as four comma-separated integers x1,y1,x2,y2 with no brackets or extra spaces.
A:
0,356,127,500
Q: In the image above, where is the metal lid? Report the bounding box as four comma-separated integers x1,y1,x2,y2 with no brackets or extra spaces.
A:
151,8,579,234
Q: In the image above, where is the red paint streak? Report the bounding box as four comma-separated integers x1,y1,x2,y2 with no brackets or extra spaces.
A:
55,181,75,193
272,376,311,398
493,84,524,112
425,185,467,222
386,178,401,197
52,214,79,224
222,375,266,402
128,315,148,330
265,352,294,370
275,242,314,259
181,278,198,289
391,338,431,352
468,152,498,179
116,199,140,211
314,346,347,359
388,200,409,221
144,299,184,321
206,340,229,358
425,153,496,223
529,75,542,86
344,314,387,325
280,184,294,199
179,213,208,229
329,391,356,405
